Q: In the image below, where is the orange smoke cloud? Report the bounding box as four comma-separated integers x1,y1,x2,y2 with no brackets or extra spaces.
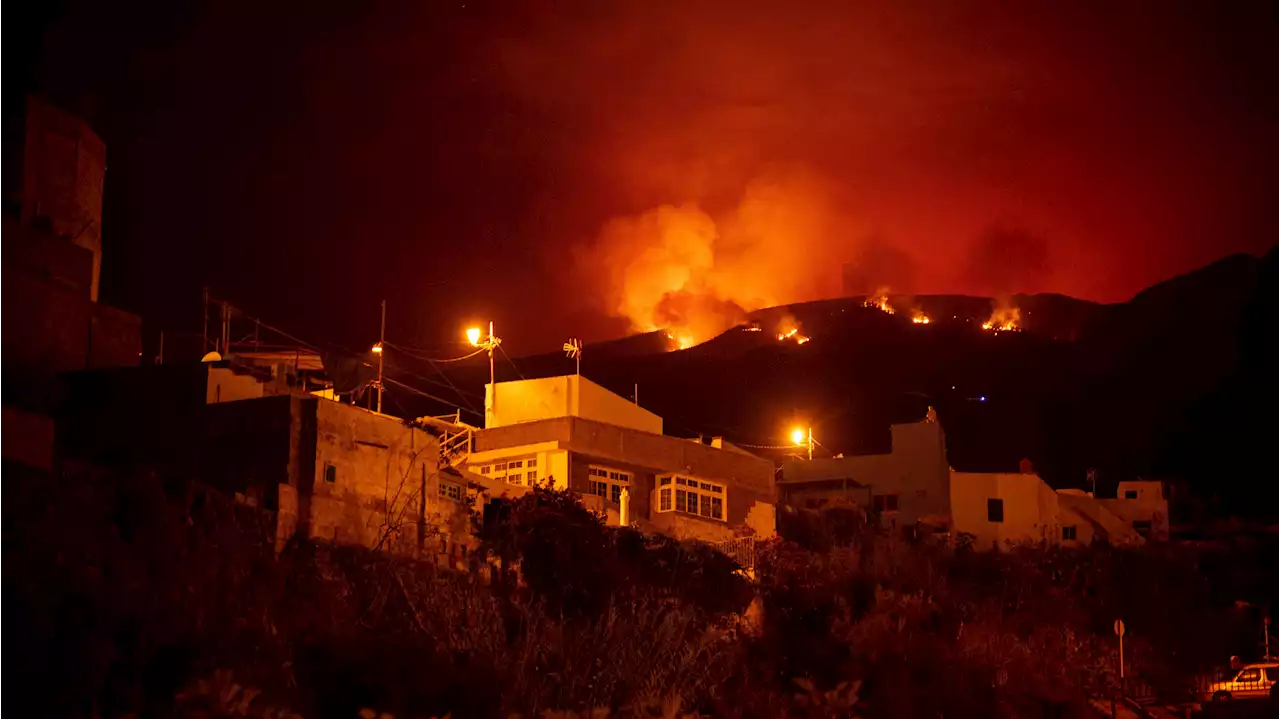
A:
576,171,844,346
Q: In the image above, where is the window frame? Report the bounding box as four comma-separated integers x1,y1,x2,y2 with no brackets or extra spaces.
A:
1124,490,1139,500
323,463,337,484
987,498,1004,523
1062,525,1077,541
471,456,539,483
438,480,464,502
586,464,631,504
873,493,899,513
657,475,726,522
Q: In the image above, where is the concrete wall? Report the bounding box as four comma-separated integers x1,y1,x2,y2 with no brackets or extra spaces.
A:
3,225,140,414
951,471,1061,550
1100,481,1169,540
473,415,776,539
207,366,267,404
780,412,950,528
574,376,662,434
20,98,105,301
486,375,662,434
465,443,566,489
1057,491,1142,546
309,399,441,555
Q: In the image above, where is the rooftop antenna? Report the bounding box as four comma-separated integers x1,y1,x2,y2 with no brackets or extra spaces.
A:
563,337,582,376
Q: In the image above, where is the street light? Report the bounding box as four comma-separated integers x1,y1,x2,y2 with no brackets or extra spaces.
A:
791,426,814,461
465,322,502,415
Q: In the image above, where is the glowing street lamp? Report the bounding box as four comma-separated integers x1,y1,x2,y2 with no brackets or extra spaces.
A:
791,426,814,461
465,322,502,413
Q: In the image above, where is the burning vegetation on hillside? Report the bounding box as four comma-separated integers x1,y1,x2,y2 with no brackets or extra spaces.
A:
864,288,895,315
775,314,810,345
982,303,1021,332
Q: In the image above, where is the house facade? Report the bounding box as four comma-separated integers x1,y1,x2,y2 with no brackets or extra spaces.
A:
777,408,951,530
464,375,777,542
950,471,1150,550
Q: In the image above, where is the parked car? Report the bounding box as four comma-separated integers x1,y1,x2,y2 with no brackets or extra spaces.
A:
1202,662,1278,701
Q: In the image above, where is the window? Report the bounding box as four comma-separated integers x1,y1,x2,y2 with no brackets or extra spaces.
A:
1236,669,1260,683
873,494,899,513
479,465,491,475
526,471,537,484
1265,667,1278,682
1124,490,1138,500
658,475,725,521
324,463,337,483
987,498,1004,523
507,474,523,486
527,458,537,468
495,463,507,472
438,481,463,502
585,465,631,504
508,460,523,470
1132,520,1152,537
1062,525,1077,541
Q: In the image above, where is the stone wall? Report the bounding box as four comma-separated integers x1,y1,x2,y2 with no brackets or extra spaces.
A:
309,400,442,556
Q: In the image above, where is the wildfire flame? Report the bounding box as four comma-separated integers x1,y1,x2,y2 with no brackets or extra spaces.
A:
665,330,695,350
864,288,894,315
911,310,930,325
574,172,841,350
982,305,1021,332
775,314,811,345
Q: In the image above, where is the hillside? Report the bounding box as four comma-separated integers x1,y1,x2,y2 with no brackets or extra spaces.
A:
424,250,1277,519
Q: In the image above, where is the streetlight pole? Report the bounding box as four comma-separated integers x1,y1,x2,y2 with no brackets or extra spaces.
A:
376,300,386,414
487,320,495,391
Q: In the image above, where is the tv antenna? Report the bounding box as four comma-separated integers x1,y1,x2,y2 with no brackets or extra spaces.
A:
563,338,582,375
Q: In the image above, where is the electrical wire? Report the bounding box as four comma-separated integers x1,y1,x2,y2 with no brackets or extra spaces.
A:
498,343,526,380
382,376,484,420
385,341,487,364
206,293,480,420
380,341,484,412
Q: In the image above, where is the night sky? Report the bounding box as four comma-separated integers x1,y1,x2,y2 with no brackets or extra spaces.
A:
8,0,1276,354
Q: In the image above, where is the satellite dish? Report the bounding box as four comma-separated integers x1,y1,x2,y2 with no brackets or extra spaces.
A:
201,351,223,363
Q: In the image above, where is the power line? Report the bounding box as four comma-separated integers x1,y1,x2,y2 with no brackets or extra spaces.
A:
382,376,484,421
498,343,526,380
385,341,487,364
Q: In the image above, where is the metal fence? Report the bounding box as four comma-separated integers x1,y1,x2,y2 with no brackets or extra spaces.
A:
710,536,759,574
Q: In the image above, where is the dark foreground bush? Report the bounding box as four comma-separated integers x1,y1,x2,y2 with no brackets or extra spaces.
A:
4,470,1271,718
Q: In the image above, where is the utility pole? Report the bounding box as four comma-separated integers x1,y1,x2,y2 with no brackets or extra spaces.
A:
376,300,386,414
220,301,231,355
487,320,496,392
807,426,814,461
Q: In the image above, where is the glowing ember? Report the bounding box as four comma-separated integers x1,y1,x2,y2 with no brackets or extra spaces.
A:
863,288,894,315
911,311,931,325
982,305,1021,332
